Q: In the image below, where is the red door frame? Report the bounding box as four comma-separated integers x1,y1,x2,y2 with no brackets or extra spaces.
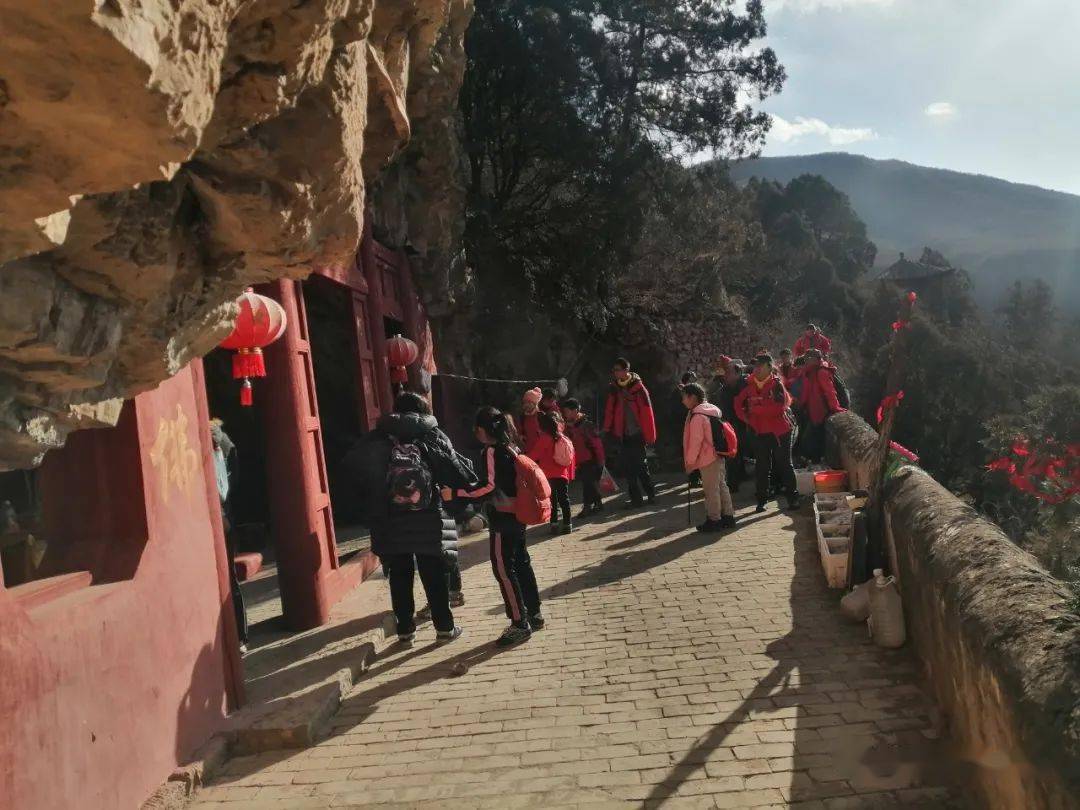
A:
191,359,246,707
258,216,425,630
359,211,393,413
260,279,338,630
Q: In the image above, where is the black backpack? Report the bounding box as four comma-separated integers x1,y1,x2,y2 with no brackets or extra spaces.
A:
830,367,851,409
386,439,434,512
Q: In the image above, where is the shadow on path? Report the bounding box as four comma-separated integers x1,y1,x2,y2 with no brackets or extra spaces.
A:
642,515,966,808
330,640,510,728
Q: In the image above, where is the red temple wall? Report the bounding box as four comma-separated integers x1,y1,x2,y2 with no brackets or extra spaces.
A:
0,224,438,808
0,364,239,810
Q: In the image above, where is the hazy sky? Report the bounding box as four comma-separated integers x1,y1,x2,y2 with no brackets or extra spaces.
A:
758,0,1080,195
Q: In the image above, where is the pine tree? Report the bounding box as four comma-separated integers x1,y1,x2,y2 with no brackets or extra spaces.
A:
459,0,784,364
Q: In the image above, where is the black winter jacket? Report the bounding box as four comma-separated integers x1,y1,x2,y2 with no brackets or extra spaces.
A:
716,375,748,426
342,413,477,559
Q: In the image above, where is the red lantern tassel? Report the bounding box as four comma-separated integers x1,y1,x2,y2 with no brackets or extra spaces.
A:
240,378,253,407
233,348,267,379
390,365,408,383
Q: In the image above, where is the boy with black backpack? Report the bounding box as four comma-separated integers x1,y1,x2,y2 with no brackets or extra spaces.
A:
343,392,478,645
681,383,737,532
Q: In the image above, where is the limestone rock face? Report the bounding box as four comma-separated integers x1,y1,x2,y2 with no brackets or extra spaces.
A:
368,0,473,316
0,0,472,469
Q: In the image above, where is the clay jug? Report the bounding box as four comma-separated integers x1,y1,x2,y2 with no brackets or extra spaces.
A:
868,568,906,648
840,579,872,623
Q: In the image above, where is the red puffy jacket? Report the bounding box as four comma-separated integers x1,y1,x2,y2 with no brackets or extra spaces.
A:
800,363,843,425
530,431,575,481
516,413,542,455
565,416,605,466
603,374,657,445
734,374,793,437
793,332,832,356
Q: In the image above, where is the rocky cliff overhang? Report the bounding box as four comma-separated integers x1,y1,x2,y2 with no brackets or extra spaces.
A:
0,0,472,470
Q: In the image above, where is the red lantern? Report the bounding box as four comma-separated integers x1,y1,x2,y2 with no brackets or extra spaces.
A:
387,334,419,384
219,288,288,406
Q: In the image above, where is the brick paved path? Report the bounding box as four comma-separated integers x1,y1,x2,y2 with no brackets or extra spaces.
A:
194,483,961,809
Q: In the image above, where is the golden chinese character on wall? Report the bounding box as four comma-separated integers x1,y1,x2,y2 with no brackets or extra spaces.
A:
148,404,200,503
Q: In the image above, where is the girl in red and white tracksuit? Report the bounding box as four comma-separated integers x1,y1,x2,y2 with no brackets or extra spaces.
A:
734,353,800,512
457,407,542,647
530,411,576,535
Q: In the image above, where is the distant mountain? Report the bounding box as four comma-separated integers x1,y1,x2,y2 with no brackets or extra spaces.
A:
729,153,1080,312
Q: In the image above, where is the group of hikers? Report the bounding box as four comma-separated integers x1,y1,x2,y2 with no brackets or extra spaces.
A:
686,323,847,529
353,323,846,649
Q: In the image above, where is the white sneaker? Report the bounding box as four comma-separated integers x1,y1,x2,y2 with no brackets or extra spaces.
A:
436,626,464,644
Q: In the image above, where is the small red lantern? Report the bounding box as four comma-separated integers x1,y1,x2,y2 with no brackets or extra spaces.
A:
219,287,288,406
387,333,419,384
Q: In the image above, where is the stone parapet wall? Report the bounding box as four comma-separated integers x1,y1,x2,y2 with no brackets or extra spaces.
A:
827,411,1080,810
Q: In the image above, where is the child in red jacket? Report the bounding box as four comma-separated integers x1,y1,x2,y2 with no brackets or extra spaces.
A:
734,353,801,513
603,357,658,507
516,387,543,455
793,323,832,357
561,398,606,517
531,411,576,534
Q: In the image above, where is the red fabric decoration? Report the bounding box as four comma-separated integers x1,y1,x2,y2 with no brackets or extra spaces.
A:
988,432,1080,507
889,440,919,463
876,390,905,424
387,334,419,385
219,288,288,406
233,348,265,379
906,291,918,303
1009,474,1035,493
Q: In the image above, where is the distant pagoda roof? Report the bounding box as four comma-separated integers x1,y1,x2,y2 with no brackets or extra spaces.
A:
879,252,956,282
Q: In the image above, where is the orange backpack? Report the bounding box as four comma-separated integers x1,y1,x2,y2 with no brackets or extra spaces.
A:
512,450,553,525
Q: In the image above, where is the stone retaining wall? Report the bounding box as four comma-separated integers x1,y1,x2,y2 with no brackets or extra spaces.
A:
827,411,1080,810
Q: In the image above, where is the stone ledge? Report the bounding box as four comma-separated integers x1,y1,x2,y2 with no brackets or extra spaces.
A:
829,413,1080,810
141,735,230,810
224,618,392,757
141,606,398,809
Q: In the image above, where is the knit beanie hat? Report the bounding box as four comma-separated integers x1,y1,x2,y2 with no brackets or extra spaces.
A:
522,387,543,406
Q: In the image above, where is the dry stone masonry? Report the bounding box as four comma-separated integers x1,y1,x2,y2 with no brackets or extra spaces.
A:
620,308,764,383
0,0,472,469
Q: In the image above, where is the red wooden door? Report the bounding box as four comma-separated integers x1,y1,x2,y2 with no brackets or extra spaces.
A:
289,281,337,570
351,290,381,432
261,279,338,629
